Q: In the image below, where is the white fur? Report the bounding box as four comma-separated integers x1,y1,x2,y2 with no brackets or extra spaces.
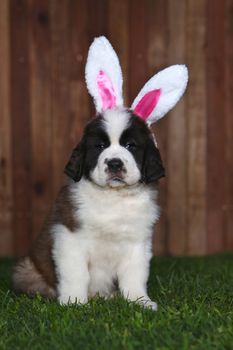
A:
91,109,141,188
85,36,123,113
52,179,159,310
104,108,129,143
131,65,188,124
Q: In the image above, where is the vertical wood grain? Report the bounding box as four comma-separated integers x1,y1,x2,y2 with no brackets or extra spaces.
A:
186,0,207,255
87,0,108,116
167,0,187,255
128,0,148,103
50,0,71,196
69,0,90,144
206,0,226,253
87,0,108,39
10,0,32,256
108,0,129,104
0,0,13,256
28,0,53,240
225,0,233,250
147,0,169,255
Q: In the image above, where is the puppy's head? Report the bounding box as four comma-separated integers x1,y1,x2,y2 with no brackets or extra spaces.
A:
65,108,165,188
65,37,188,188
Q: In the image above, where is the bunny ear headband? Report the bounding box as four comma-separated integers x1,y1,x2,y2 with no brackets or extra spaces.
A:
85,36,188,125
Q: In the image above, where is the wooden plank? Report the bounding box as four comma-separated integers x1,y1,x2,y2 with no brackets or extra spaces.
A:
10,0,32,256
69,0,90,141
69,0,88,82
167,0,187,255
0,0,13,256
225,0,233,250
206,0,226,253
186,0,207,255
146,0,169,255
108,0,129,106
50,0,72,196
147,0,168,73
28,0,53,240
128,0,148,103
108,0,129,104
86,0,108,116
87,0,108,39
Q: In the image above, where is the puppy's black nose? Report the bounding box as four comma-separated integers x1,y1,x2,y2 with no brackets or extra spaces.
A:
107,158,124,172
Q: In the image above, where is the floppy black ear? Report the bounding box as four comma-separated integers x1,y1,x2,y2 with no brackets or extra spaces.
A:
142,137,165,183
64,140,85,182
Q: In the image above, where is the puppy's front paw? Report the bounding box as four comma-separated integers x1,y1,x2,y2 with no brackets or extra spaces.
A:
131,296,158,311
58,294,88,305
140,299,157,311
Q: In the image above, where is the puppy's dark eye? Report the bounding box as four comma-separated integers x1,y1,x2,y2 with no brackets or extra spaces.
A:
95,142,106,150
125,142,137,150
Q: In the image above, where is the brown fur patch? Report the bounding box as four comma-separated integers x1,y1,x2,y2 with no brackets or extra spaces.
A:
52,184,79,232
29,218,57,289
13,183,79,297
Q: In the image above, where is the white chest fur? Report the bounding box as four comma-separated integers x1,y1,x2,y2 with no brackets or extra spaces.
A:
70,179,159,243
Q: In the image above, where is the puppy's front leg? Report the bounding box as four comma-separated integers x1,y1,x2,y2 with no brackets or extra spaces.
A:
52,225,89,305
117,243,157,311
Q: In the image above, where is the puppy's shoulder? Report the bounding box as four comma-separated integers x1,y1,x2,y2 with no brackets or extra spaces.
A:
52,181,80,232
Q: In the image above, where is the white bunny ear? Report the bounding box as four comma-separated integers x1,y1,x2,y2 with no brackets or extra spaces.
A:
85,36,123,113
131,65,188,124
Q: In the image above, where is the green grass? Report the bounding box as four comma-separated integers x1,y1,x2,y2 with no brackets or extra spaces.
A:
1,255,233,350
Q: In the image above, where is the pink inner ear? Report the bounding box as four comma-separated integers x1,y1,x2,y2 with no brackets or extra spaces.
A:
133,89,161,120
97,70,116,111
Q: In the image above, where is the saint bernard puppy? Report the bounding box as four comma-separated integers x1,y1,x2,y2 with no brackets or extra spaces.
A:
12,37,188,311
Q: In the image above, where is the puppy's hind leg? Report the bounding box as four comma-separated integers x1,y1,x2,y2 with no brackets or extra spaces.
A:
12,257,56,298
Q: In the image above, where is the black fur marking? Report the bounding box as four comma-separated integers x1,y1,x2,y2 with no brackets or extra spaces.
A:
120,113,165,183
64,116,110,182
64,141,85,182
141,137,165,183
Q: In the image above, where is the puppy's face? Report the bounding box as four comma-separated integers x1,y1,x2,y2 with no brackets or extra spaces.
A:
65,109,165,187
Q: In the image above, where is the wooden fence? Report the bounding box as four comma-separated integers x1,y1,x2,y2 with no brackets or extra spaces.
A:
0,0,233,256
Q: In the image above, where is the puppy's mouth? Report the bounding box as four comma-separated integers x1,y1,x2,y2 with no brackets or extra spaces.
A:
107,171,126,186
108,172,125,182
